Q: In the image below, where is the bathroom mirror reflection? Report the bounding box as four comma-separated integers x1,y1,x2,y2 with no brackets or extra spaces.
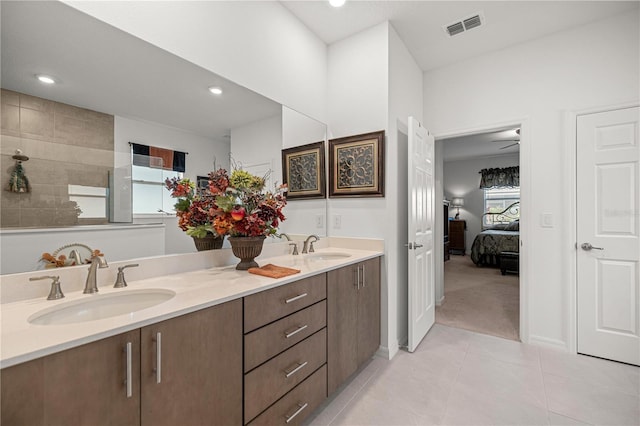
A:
0,1,327,274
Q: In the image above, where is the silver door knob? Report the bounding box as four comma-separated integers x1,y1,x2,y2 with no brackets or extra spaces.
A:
414,243,424,248
581,242,604,251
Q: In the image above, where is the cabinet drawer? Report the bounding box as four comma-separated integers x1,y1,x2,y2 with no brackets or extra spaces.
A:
244,274,326,333
245,300,326,372
244,329,326,423
248,365,327,426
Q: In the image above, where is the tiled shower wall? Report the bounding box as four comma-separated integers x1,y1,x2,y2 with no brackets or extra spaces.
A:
1,89,114,228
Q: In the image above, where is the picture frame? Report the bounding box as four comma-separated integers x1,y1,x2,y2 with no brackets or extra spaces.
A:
329,130,385,198
281,141,326,200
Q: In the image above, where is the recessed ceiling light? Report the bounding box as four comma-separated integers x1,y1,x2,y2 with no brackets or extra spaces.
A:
208,86,223,95
329,0,346,7
36,74,56,84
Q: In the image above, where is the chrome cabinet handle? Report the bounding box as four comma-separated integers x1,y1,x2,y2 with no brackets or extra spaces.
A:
361,264,366,288
356,266,361,289
285,402,309,423
285,324,308,339
125,342,132,398
285,293,307,304
153,332,162,384
284,361,308,378
581,242,604,251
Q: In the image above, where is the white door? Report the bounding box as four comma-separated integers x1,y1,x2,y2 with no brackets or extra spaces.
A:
407,116,435,352
577,106,639,366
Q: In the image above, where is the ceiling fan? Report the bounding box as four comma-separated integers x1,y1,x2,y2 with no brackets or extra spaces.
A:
492,128,520,150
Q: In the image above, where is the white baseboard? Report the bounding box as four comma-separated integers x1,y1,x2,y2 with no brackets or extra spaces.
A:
377,341,400,360
529,335,570,352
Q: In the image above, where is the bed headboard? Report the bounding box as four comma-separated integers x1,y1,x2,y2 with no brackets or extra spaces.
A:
482,201,520,230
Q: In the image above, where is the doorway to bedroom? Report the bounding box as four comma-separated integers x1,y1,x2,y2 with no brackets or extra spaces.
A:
436,126,522,341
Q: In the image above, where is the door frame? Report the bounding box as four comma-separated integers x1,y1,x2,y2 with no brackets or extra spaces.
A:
565,101,639,355
434,117,530,343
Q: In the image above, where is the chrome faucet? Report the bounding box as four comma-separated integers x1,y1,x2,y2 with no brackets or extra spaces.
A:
68,249,83,266
289,242,299,255
302,235,320,254
280,233,292,241
84,255,108,294
30,275,65,300
113,263,139,288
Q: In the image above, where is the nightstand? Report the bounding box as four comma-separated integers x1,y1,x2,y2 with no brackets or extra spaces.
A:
449,220,466,255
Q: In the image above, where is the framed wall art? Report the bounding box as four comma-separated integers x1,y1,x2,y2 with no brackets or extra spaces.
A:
329,130,384,198
281,141,326,200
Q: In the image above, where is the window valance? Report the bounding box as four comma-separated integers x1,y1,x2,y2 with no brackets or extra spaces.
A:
479,166,519,189
130,142,187,173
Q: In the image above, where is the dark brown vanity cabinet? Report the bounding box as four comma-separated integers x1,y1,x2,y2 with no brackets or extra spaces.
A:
1,330,141,426
327,257,381,394
1,300,242,426
141,299,242,426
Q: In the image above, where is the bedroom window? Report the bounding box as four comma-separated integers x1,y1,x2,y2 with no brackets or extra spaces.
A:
484,187,520,226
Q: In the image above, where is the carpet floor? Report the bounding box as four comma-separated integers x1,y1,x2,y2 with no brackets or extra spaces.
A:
436,254,520,341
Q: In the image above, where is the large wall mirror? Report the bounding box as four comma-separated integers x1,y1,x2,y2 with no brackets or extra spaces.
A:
0,1,327,274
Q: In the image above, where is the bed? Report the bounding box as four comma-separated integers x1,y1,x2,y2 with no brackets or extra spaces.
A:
470,202,520,266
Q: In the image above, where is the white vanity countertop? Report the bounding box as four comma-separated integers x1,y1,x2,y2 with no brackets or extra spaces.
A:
0,247,382,368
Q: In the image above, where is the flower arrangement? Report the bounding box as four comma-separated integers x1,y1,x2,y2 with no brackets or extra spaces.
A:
165,168,287,239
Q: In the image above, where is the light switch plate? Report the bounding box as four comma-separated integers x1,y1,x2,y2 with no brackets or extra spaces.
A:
541,213,554,228
333,215,341,229
315,214,324,228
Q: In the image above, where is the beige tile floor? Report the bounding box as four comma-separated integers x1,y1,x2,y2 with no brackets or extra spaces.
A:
307,325,639,426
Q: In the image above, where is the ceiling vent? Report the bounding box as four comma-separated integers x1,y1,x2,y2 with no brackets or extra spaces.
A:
444,12,484,37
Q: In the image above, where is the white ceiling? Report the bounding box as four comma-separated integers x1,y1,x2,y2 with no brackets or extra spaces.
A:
1,1,281,140
281,1,638,71
442,127,520,162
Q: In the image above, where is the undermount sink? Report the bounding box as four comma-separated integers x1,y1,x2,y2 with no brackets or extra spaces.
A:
306,252,352,261
28,289,176,326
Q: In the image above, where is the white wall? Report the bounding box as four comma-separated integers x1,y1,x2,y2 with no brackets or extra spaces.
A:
388,25,424,350
230,113,282,185
0,225,165,275
63,1,327,123
327,22,389,240
443,154,519,252
424,12,639,349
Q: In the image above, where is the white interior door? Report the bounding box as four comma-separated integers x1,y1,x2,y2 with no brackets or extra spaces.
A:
407,116,435,353
577,106,639,366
